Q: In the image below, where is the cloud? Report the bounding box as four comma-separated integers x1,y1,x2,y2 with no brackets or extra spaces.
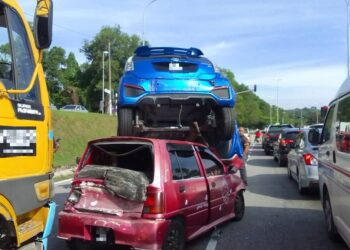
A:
238,62,347,108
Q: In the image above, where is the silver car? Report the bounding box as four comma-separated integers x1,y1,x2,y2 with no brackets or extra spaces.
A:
60,104,88,113
287,128,321,194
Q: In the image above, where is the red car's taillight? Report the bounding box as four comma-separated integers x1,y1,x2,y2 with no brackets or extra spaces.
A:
280,139,294,146
303,153,318,166
143,191,164,214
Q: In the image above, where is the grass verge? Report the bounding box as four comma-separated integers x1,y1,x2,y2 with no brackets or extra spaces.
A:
53,110,116,167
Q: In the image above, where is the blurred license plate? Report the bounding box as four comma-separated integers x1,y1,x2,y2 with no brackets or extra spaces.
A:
95,227,108,242
169,63,183,71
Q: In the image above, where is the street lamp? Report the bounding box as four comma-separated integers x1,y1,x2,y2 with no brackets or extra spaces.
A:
275,78,281,123
108,41,112,115
142,0,158,45
101,50,108,113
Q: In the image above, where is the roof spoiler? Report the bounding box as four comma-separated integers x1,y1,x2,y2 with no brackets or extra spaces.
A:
134,46,204,57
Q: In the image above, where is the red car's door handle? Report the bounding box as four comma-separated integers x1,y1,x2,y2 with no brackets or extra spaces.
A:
179,186,185,193
211,182,216,188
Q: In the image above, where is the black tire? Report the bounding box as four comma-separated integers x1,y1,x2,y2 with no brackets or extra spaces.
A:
297,169,307,195
212,139,233,159
264,148,270,155
323,191,340,241
278,157,286,167
233,191,245,221
215,107,235,140
287,166,292,180
162,220,185,250
117,108,133,136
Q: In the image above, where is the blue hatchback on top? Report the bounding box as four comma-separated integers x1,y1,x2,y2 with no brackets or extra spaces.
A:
117,46,236,142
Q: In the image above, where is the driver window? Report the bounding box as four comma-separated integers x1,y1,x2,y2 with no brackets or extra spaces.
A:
0,6,14,89
199,149,224,176
5,6,39,102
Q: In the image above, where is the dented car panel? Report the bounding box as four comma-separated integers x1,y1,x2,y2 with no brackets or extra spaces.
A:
58,211,170,249
58,137,245,249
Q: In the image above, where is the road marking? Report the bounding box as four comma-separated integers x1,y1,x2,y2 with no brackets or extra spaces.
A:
55,179,72,186
205,229,222,250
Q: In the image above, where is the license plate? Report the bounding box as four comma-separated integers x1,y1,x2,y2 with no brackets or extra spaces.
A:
95,227,108,242
169,62,183,71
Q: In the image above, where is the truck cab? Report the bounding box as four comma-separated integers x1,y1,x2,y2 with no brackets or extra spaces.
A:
0,1,55,249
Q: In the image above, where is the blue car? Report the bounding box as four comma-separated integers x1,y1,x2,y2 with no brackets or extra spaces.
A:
117,46,236,141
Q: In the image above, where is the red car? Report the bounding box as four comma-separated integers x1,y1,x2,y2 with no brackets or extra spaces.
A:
58,137,245,250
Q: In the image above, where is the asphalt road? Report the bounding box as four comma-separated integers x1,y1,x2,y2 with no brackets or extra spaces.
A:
48,141,348,250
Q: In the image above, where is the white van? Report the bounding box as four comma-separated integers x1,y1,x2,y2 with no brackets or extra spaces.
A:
318,77,350,246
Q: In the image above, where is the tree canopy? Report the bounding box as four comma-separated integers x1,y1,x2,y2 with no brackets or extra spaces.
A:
42,25,321,128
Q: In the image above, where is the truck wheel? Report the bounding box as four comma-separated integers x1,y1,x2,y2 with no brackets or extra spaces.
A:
117,108,133,136
162,220,185,250
233,191,245,221
215,107,235,140
323,191,339,241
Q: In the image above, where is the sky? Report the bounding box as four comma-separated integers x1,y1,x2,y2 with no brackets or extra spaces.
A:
17,0,350,109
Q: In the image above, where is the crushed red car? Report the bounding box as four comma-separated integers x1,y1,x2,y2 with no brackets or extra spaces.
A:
58,136,245,250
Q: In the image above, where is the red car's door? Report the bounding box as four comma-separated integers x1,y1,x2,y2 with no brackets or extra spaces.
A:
197,147,232,223
167,144,209,233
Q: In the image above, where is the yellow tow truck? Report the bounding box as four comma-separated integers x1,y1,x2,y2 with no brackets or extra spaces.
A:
0,0,55,249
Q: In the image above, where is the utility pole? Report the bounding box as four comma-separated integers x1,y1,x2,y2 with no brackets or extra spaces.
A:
346,0,350,76
270,104,272,124
108,41,112,115
101,51,108,113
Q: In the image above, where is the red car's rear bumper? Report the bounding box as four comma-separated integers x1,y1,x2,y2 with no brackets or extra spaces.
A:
58,211,169,250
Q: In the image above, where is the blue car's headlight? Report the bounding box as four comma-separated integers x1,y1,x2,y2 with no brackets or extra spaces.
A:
211,86,230,99
124,84,145,97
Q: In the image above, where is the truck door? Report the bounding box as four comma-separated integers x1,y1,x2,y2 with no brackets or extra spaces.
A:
197,147,232,223
0,4,51,215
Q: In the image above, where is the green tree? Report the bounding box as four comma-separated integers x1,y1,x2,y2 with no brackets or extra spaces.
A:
43,47,81,107
220,68,269,128
79,25,141,111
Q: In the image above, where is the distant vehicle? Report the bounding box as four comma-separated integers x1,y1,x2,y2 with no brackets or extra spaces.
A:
309,123,323,130
318,77,350,246
273,128,302,166
263,124,294,155
287,128,320,194
117,46,236,143
58,137,245,249
60,104,88,113
50,103,57,110
309,123,324,134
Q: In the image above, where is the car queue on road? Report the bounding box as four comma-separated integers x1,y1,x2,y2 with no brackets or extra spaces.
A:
255,77,350,247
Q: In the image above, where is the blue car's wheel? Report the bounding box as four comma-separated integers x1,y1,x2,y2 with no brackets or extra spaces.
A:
216,107,235,140
118,108,133,136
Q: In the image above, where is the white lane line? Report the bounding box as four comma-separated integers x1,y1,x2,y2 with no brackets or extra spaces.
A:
54,179,72,186
205,229,222,250
205,236,218,250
